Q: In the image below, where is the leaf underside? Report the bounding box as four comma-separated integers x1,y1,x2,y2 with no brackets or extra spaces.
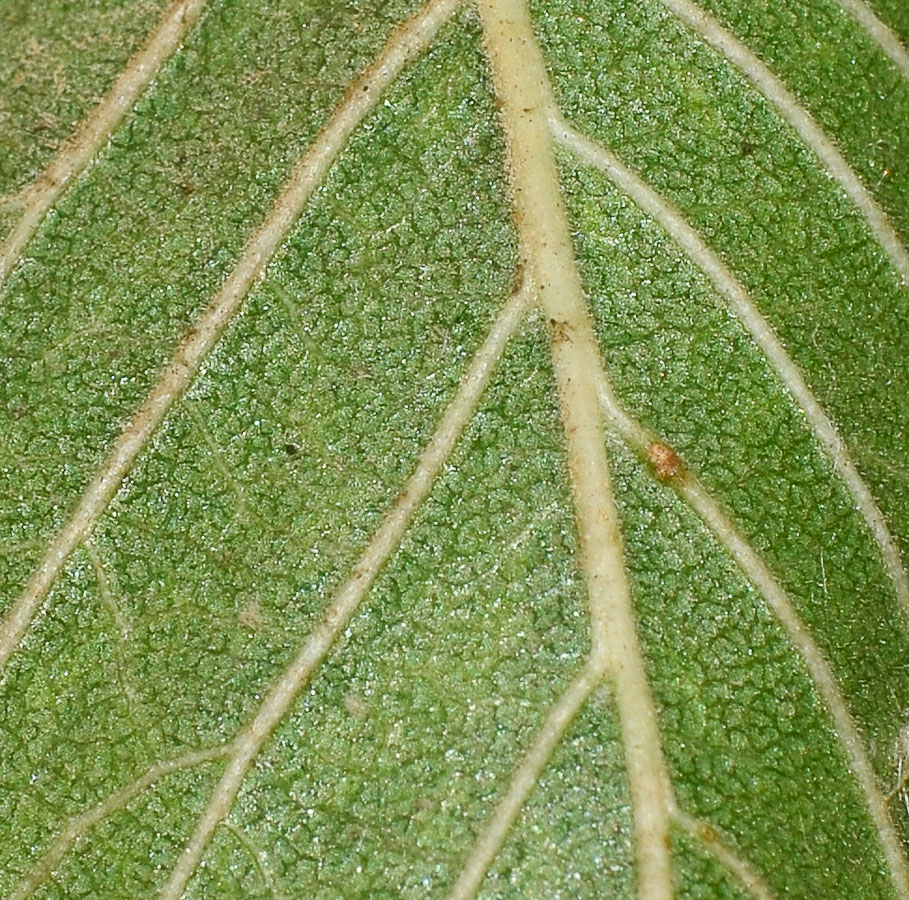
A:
1,0,908,898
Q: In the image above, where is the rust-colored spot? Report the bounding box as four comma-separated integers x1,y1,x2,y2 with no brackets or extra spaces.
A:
647,440,683,481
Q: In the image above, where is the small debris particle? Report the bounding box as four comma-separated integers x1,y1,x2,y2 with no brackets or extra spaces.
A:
548,318,572,343
344,694,368,720
238,598,267,631
511,261,526,293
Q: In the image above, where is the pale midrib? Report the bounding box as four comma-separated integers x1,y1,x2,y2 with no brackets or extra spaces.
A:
658,0,909,284
593,372,909,900
156,282,532,900
0,0,464,678
831,0,909,79
7,744,229,900
549,115,909,620
475,2,673,898
447,674,776,900
5,5,903,900
0,0,210,291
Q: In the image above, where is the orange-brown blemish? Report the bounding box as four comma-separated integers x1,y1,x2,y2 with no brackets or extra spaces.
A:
647,440,683,481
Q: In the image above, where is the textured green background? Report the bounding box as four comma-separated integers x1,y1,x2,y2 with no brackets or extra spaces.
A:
1,0,907,897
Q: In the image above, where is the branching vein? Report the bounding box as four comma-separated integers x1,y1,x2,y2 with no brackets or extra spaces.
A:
220,821,289,900
593,370,909,900
550,115,909,620
0,0,210,292
85,540,140,715
476,1,673,897
8,744,229,900
657,0,909,284
156,279,532,899
0,0,463,678
445,664,602,900
669,805,777,900
6,2,907,898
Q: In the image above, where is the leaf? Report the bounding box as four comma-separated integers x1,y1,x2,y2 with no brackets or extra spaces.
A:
1,0,908,897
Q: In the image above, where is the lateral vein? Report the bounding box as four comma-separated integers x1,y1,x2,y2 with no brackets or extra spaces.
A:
594,372,909,900
8,744,229,900
0,0,463,678
445,664,602,900
657,0,909,284
830,0,909,80
156,279,532,900
0,0,210,291
550,115,909,621
670,805,777,900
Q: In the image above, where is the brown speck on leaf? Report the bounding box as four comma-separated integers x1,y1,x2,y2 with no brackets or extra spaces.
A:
648,440,683,480
548,318,572,343
511,261,526,293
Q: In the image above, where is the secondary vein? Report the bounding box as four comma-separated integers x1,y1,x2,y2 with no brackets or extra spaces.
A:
551,114,909,621
658,0,909,284
156,276,531,900
0,0,464,678
0,0,210,291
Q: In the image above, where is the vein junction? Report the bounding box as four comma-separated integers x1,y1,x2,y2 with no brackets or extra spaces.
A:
5,0,908,896
549,114,909,620
591,363,909,900
473,1,674,897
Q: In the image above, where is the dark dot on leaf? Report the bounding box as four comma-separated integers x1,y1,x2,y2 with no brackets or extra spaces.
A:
283,443,299,457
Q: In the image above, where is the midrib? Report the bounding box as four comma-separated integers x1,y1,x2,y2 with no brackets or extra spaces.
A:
475,1,674,897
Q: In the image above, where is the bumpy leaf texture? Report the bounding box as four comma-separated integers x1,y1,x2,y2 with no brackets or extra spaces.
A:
1,0,908,898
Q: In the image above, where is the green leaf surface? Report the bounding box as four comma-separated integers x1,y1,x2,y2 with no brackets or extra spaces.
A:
1,0,907,897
